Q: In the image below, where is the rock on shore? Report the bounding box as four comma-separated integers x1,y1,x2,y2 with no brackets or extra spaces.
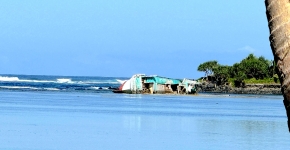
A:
197,82,282,95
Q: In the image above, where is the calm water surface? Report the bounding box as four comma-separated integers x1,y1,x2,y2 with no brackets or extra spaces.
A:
0,91,289,150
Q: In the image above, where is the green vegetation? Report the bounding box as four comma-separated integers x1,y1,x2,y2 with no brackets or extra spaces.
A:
197,54,279,87
244,78,276,84
197,60,218,77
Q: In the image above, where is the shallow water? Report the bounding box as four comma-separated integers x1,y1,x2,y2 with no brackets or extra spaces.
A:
0,91,289,149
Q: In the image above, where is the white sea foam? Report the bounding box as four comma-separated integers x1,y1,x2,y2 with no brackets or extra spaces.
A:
44,88,60,91
0,76,56,83
0,86,61,91
90,87,100,90
57,78,72,83
0,76,20,82
0,86,40,90
20,79,54,83
90,87,109,90
0,76,118,85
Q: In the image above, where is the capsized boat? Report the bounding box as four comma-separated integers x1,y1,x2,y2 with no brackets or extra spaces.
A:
113,74,200,94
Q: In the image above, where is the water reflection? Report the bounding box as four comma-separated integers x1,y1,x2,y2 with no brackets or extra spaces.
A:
123,115,142,131
1,91,289,149
121,112,288,149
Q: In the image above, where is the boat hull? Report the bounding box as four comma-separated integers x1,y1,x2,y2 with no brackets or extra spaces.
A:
114,74,199,95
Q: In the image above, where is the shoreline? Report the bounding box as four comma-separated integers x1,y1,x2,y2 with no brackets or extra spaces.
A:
197,83,282,95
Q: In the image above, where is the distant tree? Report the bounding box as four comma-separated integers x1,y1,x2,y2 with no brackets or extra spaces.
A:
231,54,271,80
234,71,247,87
258,56,272,77
213,65,231,85
197,60,218,77
229,63,242,78
197,54,274,87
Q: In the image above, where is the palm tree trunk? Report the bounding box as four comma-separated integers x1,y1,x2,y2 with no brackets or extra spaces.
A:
265,0,290,132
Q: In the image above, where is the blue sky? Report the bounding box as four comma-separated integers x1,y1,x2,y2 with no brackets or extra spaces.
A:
0,0,272,78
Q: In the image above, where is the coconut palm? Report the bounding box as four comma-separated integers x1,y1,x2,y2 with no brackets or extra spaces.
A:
265,0,290,131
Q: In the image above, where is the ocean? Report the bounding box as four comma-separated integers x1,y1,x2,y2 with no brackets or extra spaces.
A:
0,74,127,92
0,74,289,149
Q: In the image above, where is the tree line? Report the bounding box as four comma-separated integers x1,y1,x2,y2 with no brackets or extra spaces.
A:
197,54,278,86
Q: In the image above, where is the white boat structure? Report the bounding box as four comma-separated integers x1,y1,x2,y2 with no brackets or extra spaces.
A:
113,74,200,94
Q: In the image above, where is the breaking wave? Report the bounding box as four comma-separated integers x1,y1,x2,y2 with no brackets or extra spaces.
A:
0,86,39,90
0,76,120,85
0,86,60,91
56,78,72,83
89,87,110,90
0,76,20,82
0,75,125,93
0,76,54,83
